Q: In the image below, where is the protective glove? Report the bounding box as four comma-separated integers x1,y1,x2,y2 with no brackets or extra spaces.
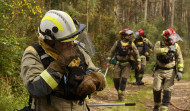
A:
169,45,176,52
48,44,79,73
105,57,111,63
77,72,105,96
176,71,182,81
145,52,149,56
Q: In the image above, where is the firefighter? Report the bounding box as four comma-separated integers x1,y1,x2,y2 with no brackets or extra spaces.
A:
106,28,141,101
133,29,154,85
20,10,105,111
152,28,184,111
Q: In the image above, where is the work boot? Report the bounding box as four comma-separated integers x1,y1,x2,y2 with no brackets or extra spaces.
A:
118,93,124,101
137,81,144,85
153,90,161,111
161,106,168,111
132,82,137,85
118,90,125,101
153,105,160,111
136,77,144,85
162,90,171,106
160,90,171,111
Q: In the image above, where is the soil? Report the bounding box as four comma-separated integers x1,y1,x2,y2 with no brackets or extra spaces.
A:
86,74,190,111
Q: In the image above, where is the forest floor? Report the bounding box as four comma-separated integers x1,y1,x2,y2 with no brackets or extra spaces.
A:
86,74,190,111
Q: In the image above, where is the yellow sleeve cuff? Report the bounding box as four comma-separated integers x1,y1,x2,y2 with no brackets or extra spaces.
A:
177,64,184,68
137,59,141,62
161,48,166,55
40,70,58,89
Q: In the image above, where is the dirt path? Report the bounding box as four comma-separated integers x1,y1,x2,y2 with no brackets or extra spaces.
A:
86,74,190,111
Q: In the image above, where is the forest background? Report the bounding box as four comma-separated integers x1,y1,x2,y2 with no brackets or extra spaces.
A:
0,0,190,110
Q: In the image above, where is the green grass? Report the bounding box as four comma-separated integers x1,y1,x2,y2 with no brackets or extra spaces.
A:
102,70,153,111
183,57,190,80
182,73,190,81
0,78,29,111
99,86,153,111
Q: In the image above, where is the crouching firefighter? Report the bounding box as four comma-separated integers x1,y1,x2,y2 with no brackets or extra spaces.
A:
106,28,141,101
133,29,154,85
152,28,184,111
20,10,105,111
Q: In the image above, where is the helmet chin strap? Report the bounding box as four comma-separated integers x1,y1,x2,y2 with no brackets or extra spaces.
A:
164,38,173,46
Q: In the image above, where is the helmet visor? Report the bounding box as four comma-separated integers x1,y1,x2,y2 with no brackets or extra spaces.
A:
75,30,95,57
168,33,183,44
134,32,140,39
126,30,133,35
56,24,86,42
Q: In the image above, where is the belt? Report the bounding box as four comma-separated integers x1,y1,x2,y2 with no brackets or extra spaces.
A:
157,65,176,70
117,61,129,65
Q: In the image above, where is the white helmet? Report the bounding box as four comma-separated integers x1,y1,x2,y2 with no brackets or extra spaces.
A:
38,10,86,42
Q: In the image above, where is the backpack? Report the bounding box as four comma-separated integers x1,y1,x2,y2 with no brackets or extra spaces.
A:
116,40,132,56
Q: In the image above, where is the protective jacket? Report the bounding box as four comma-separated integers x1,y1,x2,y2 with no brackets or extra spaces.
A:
133,38,154,56
108,40,141,64
20,43,100,111
154,41,184,72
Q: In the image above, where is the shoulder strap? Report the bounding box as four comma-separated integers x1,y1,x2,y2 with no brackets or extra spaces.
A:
32,43,54,69
160,41,163,48
129,41,132,46
116,40,121,48
134,39,137,45
33,43,46,58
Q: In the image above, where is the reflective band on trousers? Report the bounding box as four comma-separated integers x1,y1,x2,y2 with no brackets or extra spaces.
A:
40,70,58,89
138,74,143,77
154,102,161,106
118,90,125,94
161,106,168,111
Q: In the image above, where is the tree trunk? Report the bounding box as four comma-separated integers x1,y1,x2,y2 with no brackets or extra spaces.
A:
144,0,148,21
187,10,190,43
171,0,175,27
86,0,89,32
163,0,169,28
61,2,64,10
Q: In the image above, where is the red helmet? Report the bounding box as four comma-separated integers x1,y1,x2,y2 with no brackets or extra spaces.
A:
162,28,175,38
162,28,182,44
138,29,145,37
119,28,133,35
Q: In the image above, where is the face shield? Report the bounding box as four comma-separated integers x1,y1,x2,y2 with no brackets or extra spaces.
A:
134,32,141,39
55,19,95,58
168,33,183,44
74,30,96,58
56,18,95,57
